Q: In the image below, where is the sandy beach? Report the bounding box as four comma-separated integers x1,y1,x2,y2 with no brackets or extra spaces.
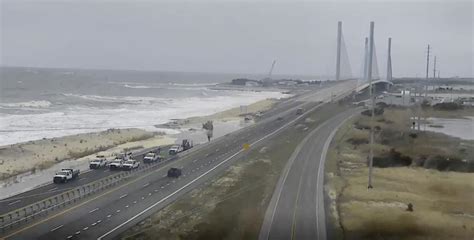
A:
0,97,281,197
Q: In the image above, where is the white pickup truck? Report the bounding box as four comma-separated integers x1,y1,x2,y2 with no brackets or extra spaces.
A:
122,160,140,170
143,152,160,163
168,145,183,155
89,155,108,169
53,169,80,183
109,157,125,170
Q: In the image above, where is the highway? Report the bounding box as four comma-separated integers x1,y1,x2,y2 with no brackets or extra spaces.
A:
0,81,356,240
0,147,172,214
259,107,359,240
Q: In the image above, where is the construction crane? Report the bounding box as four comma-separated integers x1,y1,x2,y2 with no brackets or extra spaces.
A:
268,60,276,80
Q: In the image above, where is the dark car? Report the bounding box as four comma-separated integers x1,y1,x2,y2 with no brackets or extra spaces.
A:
167,167,182,178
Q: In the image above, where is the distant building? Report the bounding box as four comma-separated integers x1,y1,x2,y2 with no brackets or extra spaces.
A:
376,90,414,106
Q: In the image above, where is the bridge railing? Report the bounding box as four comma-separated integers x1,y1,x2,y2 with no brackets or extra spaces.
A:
0,151,177,235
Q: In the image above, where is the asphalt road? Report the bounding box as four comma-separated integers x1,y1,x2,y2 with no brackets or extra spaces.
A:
1,81,356,240
0,147,169,214
259,108,359,240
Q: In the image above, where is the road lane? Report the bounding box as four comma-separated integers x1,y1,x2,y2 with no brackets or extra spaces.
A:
259,108,359,240
1,80,356,239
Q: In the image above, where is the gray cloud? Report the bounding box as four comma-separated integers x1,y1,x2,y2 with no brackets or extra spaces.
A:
1,0,472,77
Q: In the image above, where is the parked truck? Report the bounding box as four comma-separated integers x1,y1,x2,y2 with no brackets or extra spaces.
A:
89,155,108,169
169,139,194,155
53,169,80,183
122,159,140,170
143,152,161,163
109,156,125,170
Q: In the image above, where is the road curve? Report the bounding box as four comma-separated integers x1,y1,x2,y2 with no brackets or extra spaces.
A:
0,81,356,240
259,108,359,240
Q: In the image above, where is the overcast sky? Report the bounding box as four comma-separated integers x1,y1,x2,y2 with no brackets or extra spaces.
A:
1,0,473,78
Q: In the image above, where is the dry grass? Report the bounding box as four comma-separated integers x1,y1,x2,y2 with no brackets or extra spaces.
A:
325,107,474,240
120,103,352,240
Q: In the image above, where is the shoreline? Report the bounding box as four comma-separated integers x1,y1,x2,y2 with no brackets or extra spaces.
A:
0,97,283,199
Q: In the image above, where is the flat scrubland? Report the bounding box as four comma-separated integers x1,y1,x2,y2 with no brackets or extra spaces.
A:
120,102,352,240
325,106,474,240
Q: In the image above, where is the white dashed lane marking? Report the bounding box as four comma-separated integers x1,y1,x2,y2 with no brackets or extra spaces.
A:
89,208,99,213
119,194,128,199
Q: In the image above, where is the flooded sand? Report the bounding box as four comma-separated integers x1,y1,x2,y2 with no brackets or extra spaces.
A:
424,117,474,140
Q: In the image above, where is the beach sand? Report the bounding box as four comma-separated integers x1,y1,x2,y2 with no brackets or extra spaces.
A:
0,129,161,180
0,98,280,195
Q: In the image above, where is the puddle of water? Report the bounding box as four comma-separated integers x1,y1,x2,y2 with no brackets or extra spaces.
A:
424,117,474,140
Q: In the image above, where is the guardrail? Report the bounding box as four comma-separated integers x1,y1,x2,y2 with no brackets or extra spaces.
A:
0,86,357,235
0,149,177,235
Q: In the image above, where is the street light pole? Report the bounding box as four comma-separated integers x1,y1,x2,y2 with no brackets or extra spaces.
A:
367,21,375,189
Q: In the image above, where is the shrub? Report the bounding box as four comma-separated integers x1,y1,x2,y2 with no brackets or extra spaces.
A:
361,107,384,116
423,155,474,172
433,102,463,111
373,148,412,167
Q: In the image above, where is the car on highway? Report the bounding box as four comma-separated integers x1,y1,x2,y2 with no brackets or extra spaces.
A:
109,157,125,170
89,155,108,169
53,168,80,183
122,159,140,170
296,108,304,115
143,152,160,163
167,167,182,178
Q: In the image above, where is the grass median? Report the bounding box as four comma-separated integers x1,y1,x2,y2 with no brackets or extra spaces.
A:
120,102,352,240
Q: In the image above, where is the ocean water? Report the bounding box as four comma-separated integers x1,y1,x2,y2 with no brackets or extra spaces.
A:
0,67,289,146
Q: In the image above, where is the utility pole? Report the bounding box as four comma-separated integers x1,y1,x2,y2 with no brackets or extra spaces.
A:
433,56,437,89
367,21,375,189
336,21,342,81
425,44,430,97
386,37,392,83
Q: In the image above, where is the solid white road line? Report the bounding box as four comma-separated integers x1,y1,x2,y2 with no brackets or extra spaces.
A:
99,91,354,240
8,200,22,205
315,113,354,239
50,224,63,232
